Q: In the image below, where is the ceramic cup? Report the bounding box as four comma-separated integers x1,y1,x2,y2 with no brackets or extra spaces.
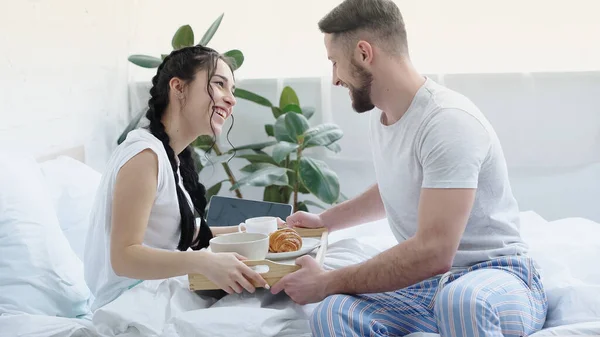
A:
209,232,269,260
238,216,278,236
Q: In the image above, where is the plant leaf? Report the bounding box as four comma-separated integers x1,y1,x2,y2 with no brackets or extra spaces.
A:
223,49,244,70
236,150,279,165
228,140,276,152
302,124,344,149
240,162,278,173
326,142,341,153
206,181,224,202
272,142,299,163
297,201,309,212
299,157,340,204
234,88,273,107
161,54,169,60
287,167,310,194
279,86,300,110
191,147,205,171
302,199,327,210
274,115,296,143
265,124,274,137
128,55,162,68
271,107,284,119
282,104,302,114
285,111,310,142
230,166,289,191
302,106,315,119
171,25,194,49
198,13,224,46
263,185,284,203
192,135,215,152
117,109,146,144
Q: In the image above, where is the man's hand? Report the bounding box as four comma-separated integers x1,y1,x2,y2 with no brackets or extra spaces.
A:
270,255,329,305
285,212,325,229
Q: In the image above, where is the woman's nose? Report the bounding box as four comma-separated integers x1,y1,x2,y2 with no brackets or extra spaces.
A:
223,91,236,107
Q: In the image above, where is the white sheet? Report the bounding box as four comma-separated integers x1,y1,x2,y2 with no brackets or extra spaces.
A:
90,238,381,337
1,212,599,337
0,314,95,337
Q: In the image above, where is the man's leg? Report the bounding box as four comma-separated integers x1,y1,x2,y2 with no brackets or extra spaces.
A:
434,257,548,337
310,277,441,337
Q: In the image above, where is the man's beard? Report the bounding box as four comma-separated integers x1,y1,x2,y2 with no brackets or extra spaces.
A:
348,58,374,113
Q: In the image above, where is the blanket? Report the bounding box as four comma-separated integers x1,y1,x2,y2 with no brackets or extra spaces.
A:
91,238,387,337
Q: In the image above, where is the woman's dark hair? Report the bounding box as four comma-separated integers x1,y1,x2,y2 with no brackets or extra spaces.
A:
145,45,235,251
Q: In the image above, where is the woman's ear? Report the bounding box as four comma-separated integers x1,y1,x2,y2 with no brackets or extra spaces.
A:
169,77,185,99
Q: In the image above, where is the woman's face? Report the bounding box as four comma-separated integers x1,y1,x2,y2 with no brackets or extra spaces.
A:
179,58,237,137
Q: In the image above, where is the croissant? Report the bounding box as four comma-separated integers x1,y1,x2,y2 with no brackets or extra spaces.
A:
269,228,302,253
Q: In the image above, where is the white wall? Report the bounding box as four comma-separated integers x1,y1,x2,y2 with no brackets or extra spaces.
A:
0,0,131,171
128,0,600,80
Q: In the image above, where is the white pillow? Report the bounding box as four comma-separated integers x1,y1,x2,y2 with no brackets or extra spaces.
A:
0,151,92,317
39,156,101,261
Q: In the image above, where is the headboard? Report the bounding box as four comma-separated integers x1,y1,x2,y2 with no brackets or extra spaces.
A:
35,146,85,163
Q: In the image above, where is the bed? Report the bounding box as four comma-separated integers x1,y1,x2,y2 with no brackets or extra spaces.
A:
1,147,599,337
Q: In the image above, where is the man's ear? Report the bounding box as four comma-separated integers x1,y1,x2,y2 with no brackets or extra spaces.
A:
356,40,374,64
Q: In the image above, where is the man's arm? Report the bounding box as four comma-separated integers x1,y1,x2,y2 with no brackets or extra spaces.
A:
319,183,387,232
324,187,475,294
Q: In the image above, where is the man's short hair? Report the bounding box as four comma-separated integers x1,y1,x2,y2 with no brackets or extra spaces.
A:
318,0,408,56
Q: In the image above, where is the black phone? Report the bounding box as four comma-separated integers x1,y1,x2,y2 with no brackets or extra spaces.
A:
206,195,293,227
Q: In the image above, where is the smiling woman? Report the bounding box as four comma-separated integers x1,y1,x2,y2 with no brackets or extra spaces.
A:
83,45,268,312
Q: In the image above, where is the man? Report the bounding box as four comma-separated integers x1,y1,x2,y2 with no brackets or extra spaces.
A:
270,0,548,336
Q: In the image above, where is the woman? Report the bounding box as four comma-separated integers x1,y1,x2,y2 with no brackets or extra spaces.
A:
83,45,267,311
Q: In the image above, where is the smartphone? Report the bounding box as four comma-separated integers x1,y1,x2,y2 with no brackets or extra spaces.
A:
206,195,293,227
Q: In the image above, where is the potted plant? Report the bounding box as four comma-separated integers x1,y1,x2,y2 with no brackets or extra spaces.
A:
195,86,348,213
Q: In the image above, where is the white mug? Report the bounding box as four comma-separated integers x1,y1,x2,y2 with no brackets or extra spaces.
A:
238,216,278,236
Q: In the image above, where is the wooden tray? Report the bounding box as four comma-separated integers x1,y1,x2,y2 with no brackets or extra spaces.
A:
188,229,329,291
287,226,327,238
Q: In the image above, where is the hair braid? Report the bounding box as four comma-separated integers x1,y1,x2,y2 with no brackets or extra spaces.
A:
178,147,211,249
141,46,235,251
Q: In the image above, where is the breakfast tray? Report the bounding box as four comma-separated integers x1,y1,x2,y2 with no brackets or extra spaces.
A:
188,227,329,291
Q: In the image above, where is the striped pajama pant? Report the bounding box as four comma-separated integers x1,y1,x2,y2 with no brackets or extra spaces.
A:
311,256,548,337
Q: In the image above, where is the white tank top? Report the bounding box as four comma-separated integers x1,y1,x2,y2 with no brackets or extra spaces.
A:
83,128,193,311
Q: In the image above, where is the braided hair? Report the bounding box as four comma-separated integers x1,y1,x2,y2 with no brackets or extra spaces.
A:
145,45,235,251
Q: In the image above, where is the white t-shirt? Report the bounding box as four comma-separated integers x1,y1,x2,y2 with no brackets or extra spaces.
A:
370,77,528,268
83,128,193,311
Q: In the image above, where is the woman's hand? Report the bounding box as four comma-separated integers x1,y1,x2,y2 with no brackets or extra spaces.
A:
284,211,325,229
198,251,269,294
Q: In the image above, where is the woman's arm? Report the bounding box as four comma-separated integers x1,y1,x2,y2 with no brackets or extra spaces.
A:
109,149,204,279
108,149,269,293
210,226,240,236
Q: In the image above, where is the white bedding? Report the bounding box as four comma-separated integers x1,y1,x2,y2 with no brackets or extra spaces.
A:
1,212,599,337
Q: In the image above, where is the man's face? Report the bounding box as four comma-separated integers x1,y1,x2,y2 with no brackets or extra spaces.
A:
324,34,375,113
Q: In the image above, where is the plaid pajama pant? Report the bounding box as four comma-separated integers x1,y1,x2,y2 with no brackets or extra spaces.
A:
311,256,548,337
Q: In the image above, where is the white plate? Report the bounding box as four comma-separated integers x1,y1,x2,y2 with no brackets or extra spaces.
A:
266,238,321,260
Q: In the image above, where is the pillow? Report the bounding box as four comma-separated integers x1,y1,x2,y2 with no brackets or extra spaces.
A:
0,151,92,317
39,156,101,261
520,211,600,328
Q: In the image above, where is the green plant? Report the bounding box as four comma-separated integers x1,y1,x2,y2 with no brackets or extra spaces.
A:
196,86,347,213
